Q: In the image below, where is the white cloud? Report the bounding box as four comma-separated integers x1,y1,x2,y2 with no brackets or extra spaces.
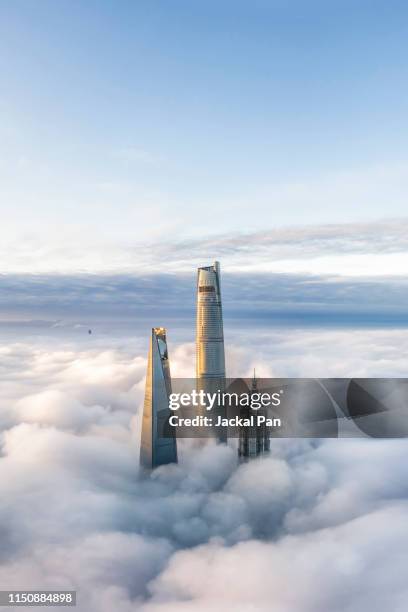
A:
0,335,407,610
144,503,408,612
2,214,408,275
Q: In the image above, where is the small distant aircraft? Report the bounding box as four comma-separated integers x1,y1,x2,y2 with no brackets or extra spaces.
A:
88,329,92,334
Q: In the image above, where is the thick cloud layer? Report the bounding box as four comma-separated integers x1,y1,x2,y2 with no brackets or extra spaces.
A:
2,271,408,333
0,334,407,611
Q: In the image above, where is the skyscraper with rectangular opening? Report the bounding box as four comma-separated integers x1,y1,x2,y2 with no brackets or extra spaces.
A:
140,327,178,469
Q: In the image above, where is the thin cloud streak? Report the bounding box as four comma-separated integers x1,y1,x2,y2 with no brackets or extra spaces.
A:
2,217,408,275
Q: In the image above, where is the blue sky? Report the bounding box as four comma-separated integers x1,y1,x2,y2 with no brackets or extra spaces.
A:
1,0,408,271
3,8,408,608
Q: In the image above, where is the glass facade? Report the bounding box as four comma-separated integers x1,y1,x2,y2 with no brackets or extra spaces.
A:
140,327,178,469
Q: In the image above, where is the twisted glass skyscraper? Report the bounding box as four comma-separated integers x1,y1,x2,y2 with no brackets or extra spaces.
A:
196,261,226,443
196,261,226,381
140,327,178,469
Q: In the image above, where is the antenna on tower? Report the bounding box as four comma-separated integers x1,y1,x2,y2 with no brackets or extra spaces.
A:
251,368,258,392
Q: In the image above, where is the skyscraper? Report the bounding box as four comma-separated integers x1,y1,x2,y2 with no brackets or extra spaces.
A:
238,373,271,460
196,261,226,381
140,327,178,469
196,261,226,442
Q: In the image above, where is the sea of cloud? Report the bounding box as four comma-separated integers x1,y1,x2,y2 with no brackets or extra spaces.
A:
0,329,408,611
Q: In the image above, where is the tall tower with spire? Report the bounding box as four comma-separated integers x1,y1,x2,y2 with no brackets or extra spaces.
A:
140,327,178,469
238,372,270,460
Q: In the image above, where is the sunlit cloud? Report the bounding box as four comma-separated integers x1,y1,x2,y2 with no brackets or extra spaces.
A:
0,336,408,611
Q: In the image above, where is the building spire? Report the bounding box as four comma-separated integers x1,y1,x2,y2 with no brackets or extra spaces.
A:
251,368,258,392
